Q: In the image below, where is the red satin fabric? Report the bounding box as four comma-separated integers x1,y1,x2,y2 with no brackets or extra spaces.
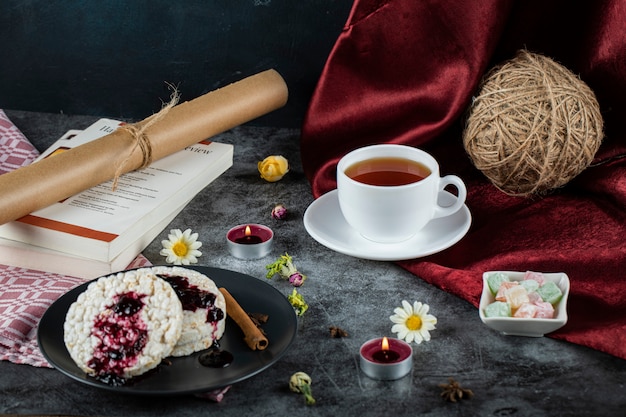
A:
301,0,626,359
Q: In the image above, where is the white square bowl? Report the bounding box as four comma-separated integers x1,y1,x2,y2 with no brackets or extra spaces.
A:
479,271,570,337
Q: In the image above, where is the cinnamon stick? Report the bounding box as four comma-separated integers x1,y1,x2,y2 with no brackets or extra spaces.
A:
219,287,269,351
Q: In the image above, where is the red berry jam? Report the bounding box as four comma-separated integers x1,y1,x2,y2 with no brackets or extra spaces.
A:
159,275,225,324
198,348,233,368
88,291,148,386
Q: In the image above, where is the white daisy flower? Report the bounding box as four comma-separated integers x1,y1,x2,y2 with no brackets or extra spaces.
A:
390,300,437,344
160,228,202,265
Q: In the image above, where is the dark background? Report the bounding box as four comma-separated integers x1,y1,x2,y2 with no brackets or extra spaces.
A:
0,1,352,127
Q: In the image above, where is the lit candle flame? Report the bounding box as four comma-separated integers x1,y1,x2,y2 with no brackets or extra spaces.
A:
381,336,390,351
245,225,252,236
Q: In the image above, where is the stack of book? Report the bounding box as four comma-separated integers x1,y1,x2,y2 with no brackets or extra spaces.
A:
0,119,233,279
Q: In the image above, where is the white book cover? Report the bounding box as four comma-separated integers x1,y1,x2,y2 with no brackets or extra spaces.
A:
0,198,188,279
0,119,233,262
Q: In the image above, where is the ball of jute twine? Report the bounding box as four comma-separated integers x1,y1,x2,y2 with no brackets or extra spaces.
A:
463,50,604,197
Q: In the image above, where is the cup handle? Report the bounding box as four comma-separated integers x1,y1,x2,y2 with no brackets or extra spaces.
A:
433,175,467,219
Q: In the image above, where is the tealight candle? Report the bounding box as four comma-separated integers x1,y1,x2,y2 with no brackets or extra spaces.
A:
359,336,413,380
226,224,273,259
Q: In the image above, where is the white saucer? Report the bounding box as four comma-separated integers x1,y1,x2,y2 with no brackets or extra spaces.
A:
303,189,471,261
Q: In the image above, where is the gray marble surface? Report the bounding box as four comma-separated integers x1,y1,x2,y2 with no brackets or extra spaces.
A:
1,110,625,417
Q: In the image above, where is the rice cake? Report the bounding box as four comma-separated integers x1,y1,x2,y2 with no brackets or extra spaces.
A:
152,266,226,356
63,268,183,384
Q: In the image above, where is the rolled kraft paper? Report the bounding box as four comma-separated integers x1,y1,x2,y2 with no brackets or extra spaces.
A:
0,69,288,225
219,287,269,351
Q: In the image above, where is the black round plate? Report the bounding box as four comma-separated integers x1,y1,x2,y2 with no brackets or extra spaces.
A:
37,266,298,395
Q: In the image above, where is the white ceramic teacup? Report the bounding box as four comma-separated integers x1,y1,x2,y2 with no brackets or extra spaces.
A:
337,144,467,243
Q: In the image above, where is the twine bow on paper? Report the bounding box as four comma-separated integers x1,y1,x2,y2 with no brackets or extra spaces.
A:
111,85,181,190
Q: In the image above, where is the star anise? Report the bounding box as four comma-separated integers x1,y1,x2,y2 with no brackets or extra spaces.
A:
248,312,269,325
248,312,269,335
329,326,349,338
439,377,474,402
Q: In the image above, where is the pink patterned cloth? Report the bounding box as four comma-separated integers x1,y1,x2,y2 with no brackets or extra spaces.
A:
0,267,84,367
0,111,152,368
0,110,39,174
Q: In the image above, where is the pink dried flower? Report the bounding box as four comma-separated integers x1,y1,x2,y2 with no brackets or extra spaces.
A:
289,272,306,287
271,204,288,220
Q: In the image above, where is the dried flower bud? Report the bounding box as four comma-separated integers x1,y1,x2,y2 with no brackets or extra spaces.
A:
288,288,309,316
271,204,288,220
289,272,306,287
289,371,315,405
266,253,307,287
258,155,289,182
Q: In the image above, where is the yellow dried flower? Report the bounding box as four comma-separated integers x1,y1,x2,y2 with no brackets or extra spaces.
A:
289,371,316,405
258,155,289,182
288,288,309,316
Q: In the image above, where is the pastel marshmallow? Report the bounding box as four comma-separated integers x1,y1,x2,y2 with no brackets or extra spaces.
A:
534,301,555,318
496,281,519,302
487,272,511,295
505,285,530,311
528,291,542,304
519,279,539,293
514,302,537,318
536,281,563,305
524,271,545,285
484,301,512,318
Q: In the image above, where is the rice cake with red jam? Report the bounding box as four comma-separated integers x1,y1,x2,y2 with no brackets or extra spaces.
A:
63,268,183,385
152,266,226,357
